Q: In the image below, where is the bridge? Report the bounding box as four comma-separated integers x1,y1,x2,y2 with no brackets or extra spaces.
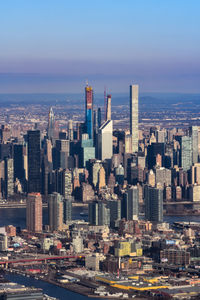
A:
0,255,85,267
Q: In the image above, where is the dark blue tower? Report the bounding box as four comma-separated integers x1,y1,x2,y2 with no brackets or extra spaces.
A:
85,85,93,139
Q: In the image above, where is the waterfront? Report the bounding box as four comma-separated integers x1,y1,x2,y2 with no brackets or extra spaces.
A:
0,206,88,228
0,207,199,229
5,273,101,300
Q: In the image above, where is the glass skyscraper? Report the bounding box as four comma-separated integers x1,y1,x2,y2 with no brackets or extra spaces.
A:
27,130,41,193
85,85,93,139
144,185,163,223
179,136,192,171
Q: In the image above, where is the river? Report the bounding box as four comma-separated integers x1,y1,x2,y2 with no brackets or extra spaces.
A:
0,207,199,229
5,273,101,300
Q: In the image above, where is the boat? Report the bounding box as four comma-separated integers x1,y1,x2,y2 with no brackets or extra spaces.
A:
80,211,88,217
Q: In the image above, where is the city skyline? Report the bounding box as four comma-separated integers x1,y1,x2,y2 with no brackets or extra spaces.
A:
2,2,200,299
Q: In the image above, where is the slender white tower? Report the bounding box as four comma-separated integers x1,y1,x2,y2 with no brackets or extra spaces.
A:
130,85,139,153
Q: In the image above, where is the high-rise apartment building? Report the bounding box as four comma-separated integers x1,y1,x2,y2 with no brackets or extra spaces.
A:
63,169,73,200
48,192,63,231
5,158,14,199
85,85,93,139
130,85,139,153
144,185,163,222
26,193,42,232
68,120,73,141
27,130,41,193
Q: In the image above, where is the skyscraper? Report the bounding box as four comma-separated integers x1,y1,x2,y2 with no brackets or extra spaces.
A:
178,136,192,171
63,169,73,201
26,193,42,232
89,201,110,226
106,94,111,121
63,198,72,223
97,107,101,128
13,144,25,181
98,120,113,160
122,186,139,220
47,107,55,140
53,139,70,170
189,126,199,164
85,85,93,139
48,192,63,231
80,134,95,167
27,130,41,193
4,158,14,199
144,185,163,222
107,199,121,228
130,85,139,153
68,120,74,141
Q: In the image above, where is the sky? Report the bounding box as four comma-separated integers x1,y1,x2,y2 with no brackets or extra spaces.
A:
0,0,200,93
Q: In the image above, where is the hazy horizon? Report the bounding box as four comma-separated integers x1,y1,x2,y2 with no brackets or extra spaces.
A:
1,0,200,93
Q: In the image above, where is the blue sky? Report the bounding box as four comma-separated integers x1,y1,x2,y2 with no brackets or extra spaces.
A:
0,0,200,93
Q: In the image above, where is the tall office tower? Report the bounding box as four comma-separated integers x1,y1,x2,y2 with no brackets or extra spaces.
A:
130,84,139,153
147,143,165,169
41,156,49,196
106,94,111,121
4,158,14,199
27,130,41,193
98,120,113,160
189,126,199,164
63,198,72,223
107,199,121,228
178,136,192,171
13,144,25,181
89,201,110,226
97,107,101,128
85,85,93,139
156,130,166,143
26,193,42,232
80,134,95,167
68,120,73,141
48,192,63,231
144,185,163,222
122,186,139,220
47,107,55,140
53,139,70,169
